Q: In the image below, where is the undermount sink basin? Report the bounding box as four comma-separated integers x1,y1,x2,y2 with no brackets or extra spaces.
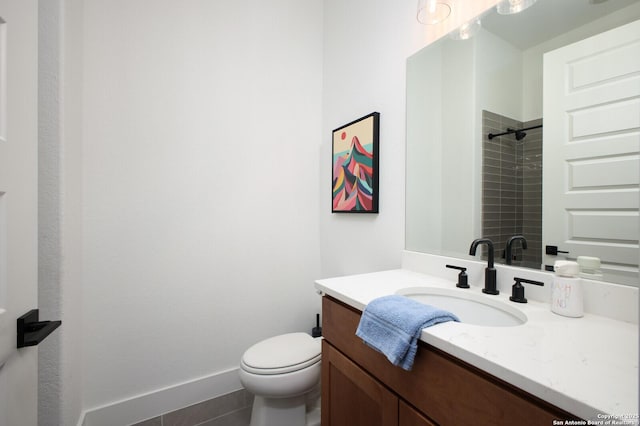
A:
396,287,527,327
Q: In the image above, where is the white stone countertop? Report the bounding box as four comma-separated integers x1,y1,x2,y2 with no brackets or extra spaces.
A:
315,269,639,423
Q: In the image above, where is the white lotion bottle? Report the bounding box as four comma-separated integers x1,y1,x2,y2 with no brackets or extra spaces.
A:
551,260,583,318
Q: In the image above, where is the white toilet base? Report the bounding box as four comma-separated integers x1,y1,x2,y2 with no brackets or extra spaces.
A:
306,404,321,426
249,395,306,426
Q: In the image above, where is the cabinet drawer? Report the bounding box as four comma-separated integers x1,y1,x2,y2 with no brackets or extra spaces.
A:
322,296,577,426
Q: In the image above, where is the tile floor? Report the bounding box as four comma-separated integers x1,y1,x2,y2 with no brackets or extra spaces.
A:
130,389,252,426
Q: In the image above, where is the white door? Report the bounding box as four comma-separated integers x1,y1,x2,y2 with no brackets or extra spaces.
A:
543,19,640,285
0,0,39,425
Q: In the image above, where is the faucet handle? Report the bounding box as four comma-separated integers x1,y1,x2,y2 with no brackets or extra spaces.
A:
446,264,469,288
509,277,544,303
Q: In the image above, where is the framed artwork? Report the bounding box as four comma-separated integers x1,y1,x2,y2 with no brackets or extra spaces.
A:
332,112,380,213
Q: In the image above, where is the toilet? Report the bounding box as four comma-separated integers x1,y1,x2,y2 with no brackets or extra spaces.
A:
239,332,322,426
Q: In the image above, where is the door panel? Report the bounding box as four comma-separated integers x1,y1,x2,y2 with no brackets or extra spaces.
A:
543,19,640,284
0,0,39,424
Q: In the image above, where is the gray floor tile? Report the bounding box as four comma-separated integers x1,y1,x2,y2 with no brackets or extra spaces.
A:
195,407,251,426
163,390,250,426
130,417,162,426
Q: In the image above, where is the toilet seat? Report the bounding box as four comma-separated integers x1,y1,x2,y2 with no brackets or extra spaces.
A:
241,332,321,375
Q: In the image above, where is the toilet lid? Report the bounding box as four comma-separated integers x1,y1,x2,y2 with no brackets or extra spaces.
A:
241,332,321,375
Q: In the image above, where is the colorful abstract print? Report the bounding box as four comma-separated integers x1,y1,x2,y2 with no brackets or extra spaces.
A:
332,135,375,211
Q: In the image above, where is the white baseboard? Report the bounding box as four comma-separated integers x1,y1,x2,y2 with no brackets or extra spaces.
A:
80,367,243,426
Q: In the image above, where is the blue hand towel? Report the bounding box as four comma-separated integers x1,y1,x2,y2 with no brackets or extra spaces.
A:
355,295,459,371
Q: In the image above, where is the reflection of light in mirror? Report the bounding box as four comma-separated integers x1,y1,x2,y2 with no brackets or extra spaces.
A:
496,0,537,15
450,18,482,40
417,0,452,25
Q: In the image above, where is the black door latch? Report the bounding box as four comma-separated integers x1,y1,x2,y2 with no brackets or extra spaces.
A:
17,309,62,348
545,245,569,256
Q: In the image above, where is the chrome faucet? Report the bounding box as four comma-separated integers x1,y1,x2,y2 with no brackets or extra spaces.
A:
469,238,499,295
505,235,528,265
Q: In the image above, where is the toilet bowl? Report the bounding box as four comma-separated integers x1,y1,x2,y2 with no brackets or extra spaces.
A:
239,332,321,426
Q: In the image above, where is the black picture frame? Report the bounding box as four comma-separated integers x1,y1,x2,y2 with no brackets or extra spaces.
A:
331,112,380,213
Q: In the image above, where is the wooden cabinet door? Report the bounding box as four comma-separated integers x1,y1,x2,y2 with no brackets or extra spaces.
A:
399,401,438,426
322,340,398,426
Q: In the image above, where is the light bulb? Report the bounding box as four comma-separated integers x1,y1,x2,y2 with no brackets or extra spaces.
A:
417,0,451,25
496,0,537,15
449,18,481,40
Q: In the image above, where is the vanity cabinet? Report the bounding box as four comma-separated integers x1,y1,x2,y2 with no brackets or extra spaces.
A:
323,341,435,426
321,296,578,426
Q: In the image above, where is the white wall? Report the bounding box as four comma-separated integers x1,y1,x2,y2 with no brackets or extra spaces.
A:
36,0,509,422
79,0,323,411
406,37,479,255
320,0,419,278
440,39,476,253
405,33,503,256
405,43,444,253
476,29,523,121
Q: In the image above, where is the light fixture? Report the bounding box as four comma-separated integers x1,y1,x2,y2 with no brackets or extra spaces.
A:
449,18,481,40
496,0,537,15
417,0,451,25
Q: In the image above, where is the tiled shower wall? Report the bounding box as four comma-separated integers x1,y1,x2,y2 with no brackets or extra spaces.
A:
482,110,542,268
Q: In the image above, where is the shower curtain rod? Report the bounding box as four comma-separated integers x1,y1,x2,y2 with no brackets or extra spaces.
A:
488,124,542,140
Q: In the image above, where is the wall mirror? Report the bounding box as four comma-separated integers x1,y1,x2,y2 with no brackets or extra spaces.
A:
406,0,640,286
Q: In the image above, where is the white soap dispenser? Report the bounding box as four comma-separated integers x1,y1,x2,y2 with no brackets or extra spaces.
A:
551,260,583,318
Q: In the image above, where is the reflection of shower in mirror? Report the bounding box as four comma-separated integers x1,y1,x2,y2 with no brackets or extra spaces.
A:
482,111,543,268
487,124,543,141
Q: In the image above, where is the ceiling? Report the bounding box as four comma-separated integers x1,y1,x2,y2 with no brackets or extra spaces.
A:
482,0,640,49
